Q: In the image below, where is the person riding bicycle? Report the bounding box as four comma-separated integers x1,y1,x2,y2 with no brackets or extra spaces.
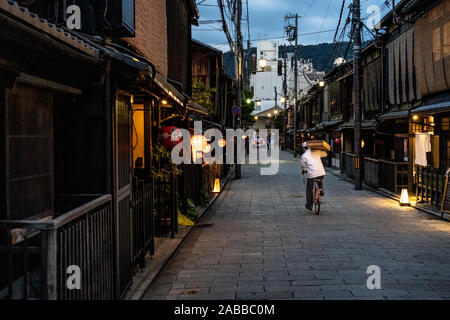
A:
301,142,327,211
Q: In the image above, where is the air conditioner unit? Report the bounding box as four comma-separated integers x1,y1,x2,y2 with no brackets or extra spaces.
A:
107,0,135,37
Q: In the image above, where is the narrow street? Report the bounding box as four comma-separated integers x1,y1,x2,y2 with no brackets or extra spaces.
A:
143,151,450,300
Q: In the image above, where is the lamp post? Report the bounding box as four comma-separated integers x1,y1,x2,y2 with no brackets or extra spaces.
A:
258,57,268,71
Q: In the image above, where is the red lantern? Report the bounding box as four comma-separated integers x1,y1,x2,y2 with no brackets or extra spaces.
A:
334,137,341,144
159,126,182,149
310,135,315,140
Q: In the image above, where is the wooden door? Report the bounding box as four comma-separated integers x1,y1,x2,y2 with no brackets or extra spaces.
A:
114,92,133,297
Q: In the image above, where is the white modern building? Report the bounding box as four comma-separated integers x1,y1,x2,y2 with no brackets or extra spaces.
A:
249,41,325,130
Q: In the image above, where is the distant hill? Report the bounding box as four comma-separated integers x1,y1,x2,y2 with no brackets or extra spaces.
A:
223,42,354,77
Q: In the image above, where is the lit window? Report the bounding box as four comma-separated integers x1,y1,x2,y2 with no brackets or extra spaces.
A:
442,117,450,131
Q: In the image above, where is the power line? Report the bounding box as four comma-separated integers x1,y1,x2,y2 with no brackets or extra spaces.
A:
205,28,346,48
333,0,346,43
315,0,334,45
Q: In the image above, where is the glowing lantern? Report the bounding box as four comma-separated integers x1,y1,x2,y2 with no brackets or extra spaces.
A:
310,135,315,140
159,126,182,149
213,178,221,193
203,144,211,153
400,188,410,206
218,139,226,148
191,135,207,163
361,139,365,149
334,137,341,144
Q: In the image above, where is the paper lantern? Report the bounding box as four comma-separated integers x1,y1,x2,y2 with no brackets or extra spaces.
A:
191,135,207,163
203,144,211,153
218,139,226,148
334,137,341,144
159,126,182,149
213,178,221,193
400,188,410,206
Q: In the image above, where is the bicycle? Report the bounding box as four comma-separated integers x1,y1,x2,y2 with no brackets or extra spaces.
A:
312,178,322,215
302,172,323,215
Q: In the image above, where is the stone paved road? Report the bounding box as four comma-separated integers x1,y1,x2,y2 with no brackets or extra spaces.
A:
143,151,450,300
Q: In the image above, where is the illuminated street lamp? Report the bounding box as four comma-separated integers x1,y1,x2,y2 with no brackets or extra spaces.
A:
246,98,252,104
256,101,261,107
254,116,258,120
274,110,278,115
319,81,326,87
258,58,268,71
268,113,271,118
280,97,286,104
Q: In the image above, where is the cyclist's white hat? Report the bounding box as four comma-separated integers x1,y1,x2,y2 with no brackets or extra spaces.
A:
302,142,307,148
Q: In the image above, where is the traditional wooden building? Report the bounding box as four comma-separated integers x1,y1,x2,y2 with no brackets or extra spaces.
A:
0,0,209,300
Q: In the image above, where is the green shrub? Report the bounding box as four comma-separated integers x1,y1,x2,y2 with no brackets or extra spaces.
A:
185,198,199,222
198,189,210,207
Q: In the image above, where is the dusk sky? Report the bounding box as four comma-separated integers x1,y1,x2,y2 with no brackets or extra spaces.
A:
192,0,393,52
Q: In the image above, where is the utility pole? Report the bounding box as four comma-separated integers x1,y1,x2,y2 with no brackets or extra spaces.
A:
235,0,243,179
352,0,362,190
293,14,298,157
283,55,287,150
285,13,299,156
274,87,277,108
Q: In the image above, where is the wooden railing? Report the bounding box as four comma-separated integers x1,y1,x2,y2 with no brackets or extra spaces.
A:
0,194,113,300
341,152,408,194
342,152,356,179
416,167,446,208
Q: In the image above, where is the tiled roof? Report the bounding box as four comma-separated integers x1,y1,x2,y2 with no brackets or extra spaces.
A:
412,101,450,114
0,0,100,57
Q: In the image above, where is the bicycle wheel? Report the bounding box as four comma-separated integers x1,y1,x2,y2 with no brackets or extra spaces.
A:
314,201,320,215
314,188,320,215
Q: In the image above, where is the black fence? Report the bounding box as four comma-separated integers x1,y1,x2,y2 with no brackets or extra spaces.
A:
154,172,178,238
132,178,154,270
179,164,203,204
416,167,446,208
0,195,114,300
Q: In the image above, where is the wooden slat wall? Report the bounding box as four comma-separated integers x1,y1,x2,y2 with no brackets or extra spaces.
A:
414,0,450,97
387,28,419,106
5,83,53,220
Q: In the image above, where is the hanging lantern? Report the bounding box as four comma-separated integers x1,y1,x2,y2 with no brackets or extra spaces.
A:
361,139,365,149
218,139,226,148
400,188,410,206
213,178,221,193
191,135,207,163
203,143,211,153
334,137,341,144
159,126,182,149
310,134,315,140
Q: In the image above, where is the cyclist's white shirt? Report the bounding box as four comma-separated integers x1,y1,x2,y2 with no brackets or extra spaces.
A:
301,149,327,179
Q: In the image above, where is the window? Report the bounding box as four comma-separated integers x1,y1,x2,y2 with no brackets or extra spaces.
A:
442,117,450,131
412,123,423,133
